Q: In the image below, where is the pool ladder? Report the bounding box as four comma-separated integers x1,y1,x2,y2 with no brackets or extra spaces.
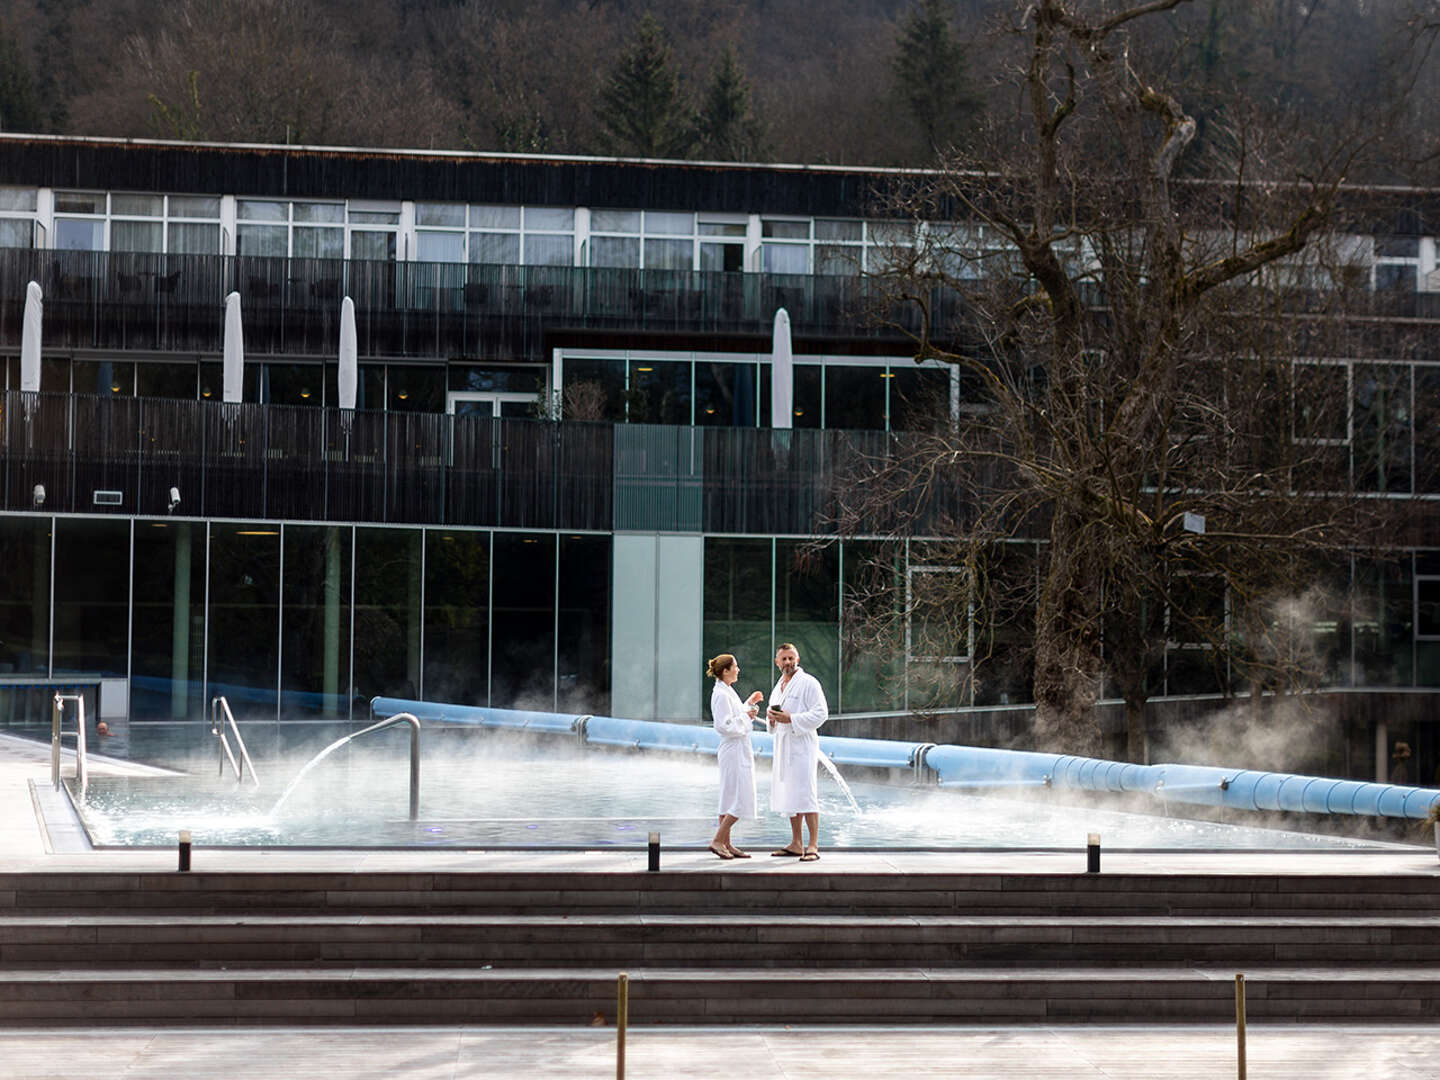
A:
211,696,261,788
50,692,88,792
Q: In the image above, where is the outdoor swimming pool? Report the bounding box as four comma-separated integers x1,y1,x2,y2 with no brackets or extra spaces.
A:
56,722,1405,851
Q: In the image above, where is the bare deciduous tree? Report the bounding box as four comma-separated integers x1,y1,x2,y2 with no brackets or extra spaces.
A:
833,0,1416,759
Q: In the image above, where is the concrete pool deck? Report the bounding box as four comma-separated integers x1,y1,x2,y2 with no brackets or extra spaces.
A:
6,731,1440,1078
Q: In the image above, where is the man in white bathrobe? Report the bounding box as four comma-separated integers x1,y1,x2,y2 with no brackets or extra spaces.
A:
766,642,829,861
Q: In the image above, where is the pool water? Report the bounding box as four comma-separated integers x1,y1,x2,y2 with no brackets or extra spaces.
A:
61,725,1402,851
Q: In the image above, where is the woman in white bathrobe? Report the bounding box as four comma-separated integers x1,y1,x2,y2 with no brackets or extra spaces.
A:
707,653,765,859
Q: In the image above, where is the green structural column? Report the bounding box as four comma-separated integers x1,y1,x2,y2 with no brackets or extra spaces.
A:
171,524,191,718
323,525,341,716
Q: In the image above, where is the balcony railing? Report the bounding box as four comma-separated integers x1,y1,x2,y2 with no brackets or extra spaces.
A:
0,250,951,360
0,391,972,534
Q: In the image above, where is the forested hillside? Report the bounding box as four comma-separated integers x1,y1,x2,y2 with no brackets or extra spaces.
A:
0,0,1436,178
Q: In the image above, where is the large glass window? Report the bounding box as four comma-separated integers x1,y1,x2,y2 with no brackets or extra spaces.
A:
207,523,281,718
695,361,758,426
626,359,690,424
776,540,838,705
0,187,37,248
1416,367,1440,494
825,366,887,430
137,363,200,400
73,360,135,397
51,519,129,677
130,521,204,720
558,535,610,713
282,525,352,717
423,529,490,706
0,516,51,675
839,540,904,712
1355,557,1413,687
1354,363,1411,493
562,357,626,421
353,527,423,701
491,532,556,707
387,365,445,413
702,538,772,705
890,366,951,431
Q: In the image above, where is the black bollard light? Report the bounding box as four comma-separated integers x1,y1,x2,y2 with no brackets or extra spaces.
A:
1086,831,1101,873
178,828,192,872
647,831,661,872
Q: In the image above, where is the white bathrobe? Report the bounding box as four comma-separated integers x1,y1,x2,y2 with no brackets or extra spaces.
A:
768,665,829,814
711,679,758,818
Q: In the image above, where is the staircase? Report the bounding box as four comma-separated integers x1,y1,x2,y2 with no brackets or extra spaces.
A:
2,869,1437,1025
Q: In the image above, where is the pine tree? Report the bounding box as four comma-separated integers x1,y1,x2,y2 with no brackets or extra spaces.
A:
0,31,45,133
890,0,978,157
693,45,766,162
595,12,694,159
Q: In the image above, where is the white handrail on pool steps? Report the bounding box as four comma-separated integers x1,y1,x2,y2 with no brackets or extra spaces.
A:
210,695,261,788
49,692,88,792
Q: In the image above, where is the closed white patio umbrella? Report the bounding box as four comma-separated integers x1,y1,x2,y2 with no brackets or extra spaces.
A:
20,280,42,392
338,296,357,411
223,291,244,403
769,307,793,430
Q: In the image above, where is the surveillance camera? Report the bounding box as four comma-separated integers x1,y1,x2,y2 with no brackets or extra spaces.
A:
32,484,44,507
168,487,181,513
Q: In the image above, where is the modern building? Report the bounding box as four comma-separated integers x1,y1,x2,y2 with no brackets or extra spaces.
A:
0,134,1436,770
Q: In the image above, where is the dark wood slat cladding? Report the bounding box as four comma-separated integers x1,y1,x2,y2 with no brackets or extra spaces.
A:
0,250,952,361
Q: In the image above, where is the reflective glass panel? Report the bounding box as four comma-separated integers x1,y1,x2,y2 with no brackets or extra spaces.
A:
353,527,423,701
558,535,610,713
525,207,574,231
471,232,520,264
168,196,220,218
591,236,640,268
207,523,281,718
55,218,103,250
776,539,839,704
0,188,38,211
417,231,465,263
703,538,772,706
643,238,692,270
293,202,344,223
762,243,808,274
424,529,490,706
0,516,51,675
169,222,220,254
524,234,573,266
591,209,641,232
416,203,466,227
130,521,204,719
762,220,808,239
627,359,690,424
292,227,343,259
471,205,521,229
137,362,199,399
491,532,555,708
54,191,104,214
73,360,135,396
562,357,626,422
282,525,352,717
238,200,288,221
0,219,32,247
111,221,162,253
889,367,951,431
112,194,163,216
825,366,887,430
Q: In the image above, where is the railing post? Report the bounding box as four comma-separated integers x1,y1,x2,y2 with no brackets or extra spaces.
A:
409,717,421,821
50,692,62,790
616,971,629,1080
1235,972,1247,1080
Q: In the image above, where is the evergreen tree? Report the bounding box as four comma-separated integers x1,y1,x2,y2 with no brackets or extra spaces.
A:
595,12,694,159
693,45,766,162
890,0,978,157
0,31,45,133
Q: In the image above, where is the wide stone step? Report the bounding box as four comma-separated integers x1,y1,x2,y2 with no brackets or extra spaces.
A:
4,914,1440,968
2,965,1436,1026
4,871,1437,916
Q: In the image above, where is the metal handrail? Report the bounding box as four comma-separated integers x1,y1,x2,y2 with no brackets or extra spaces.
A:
50,692,88,792
268,712,422,821
358,712,422,821
210,696,261,788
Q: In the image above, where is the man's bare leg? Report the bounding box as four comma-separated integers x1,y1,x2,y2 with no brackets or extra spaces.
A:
803,812,819,855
